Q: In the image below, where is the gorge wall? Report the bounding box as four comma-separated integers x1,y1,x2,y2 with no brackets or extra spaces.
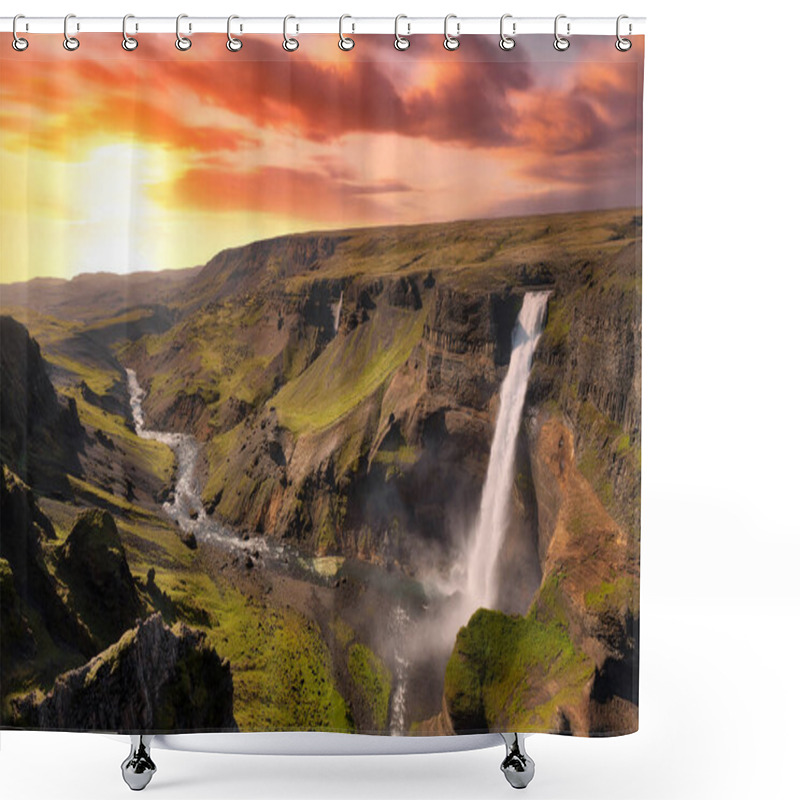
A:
119,213,640,597
0,316,83,495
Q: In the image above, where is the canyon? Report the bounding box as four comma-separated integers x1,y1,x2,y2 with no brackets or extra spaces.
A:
0,207,641,735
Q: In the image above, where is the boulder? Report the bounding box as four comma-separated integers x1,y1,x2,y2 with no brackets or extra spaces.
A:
178,529,197,549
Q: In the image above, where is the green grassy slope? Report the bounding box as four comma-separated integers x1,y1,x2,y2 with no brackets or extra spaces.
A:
272,304,427,433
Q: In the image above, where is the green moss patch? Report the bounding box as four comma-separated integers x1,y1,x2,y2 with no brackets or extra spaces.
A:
445,607,593,733
146,568,352,732
272,306,426,433
542,297,572,348
584,576,639,616
372,443,420,480
347,643,392,731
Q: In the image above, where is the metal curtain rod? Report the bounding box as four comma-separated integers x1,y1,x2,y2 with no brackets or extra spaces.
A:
0,16,646,36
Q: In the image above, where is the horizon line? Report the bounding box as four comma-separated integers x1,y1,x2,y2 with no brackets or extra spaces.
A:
0,205,642,290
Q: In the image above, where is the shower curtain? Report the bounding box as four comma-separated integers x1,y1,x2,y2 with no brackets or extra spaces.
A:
0,30,643,737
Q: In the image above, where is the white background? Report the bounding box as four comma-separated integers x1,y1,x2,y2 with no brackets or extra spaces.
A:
2,1,799,798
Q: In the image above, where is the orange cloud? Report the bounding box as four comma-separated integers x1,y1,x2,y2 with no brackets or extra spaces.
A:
2,34,537,152
1,32,644,276
157,161,413,223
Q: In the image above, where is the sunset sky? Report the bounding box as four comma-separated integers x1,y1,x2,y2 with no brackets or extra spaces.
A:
0,33,642,284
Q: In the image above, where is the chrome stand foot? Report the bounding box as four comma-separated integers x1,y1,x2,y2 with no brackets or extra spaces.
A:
500,733,535,790
121,735,156,791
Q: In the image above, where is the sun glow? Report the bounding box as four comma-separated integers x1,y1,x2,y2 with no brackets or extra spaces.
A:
71,142,179,275
1,141,186,283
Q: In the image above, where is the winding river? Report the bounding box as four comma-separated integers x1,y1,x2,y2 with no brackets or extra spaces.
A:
126,369,303,569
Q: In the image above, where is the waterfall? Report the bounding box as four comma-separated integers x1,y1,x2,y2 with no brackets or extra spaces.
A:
462,292,549,612
388,604,410,735
332,290,344,333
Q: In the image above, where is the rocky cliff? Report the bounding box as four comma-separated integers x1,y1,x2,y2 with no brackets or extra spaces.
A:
55,509,144,652
0,470,147,662
0,466,234,733
532,234,642,540
0,315,83,494
0,466,94,659
11,612,237,732
0,557,36,671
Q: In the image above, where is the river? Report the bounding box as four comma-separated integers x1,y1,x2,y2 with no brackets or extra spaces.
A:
126,368,306,571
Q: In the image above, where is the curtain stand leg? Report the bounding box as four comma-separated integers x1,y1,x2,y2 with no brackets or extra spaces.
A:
500,733,535,789
121,734,156,791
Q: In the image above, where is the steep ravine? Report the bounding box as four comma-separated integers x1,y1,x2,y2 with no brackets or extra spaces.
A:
120,219,641,579
127,275,545,575
129,266,640,733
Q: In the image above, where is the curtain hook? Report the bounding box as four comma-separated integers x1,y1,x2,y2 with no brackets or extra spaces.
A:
122,14,138,51
63,13,80,51
394,14,410,51
227,14,243,51
553,14,570,51
339,14,355,51
12,14,29,51
443,13,460,51
616,14,632,51
175,13,192,51
283,15,299,51
499,14,515,50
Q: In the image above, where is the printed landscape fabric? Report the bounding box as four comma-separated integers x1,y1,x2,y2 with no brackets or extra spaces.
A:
0,32,643,736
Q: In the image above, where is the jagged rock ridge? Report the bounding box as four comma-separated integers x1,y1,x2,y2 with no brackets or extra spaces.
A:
11,613,237,732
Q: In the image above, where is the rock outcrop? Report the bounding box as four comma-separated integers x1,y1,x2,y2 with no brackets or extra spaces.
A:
0,468,147,683
56,509,144,651
11,613,237,732
0,316,83,493
0,465,94,656
0,557,36,668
